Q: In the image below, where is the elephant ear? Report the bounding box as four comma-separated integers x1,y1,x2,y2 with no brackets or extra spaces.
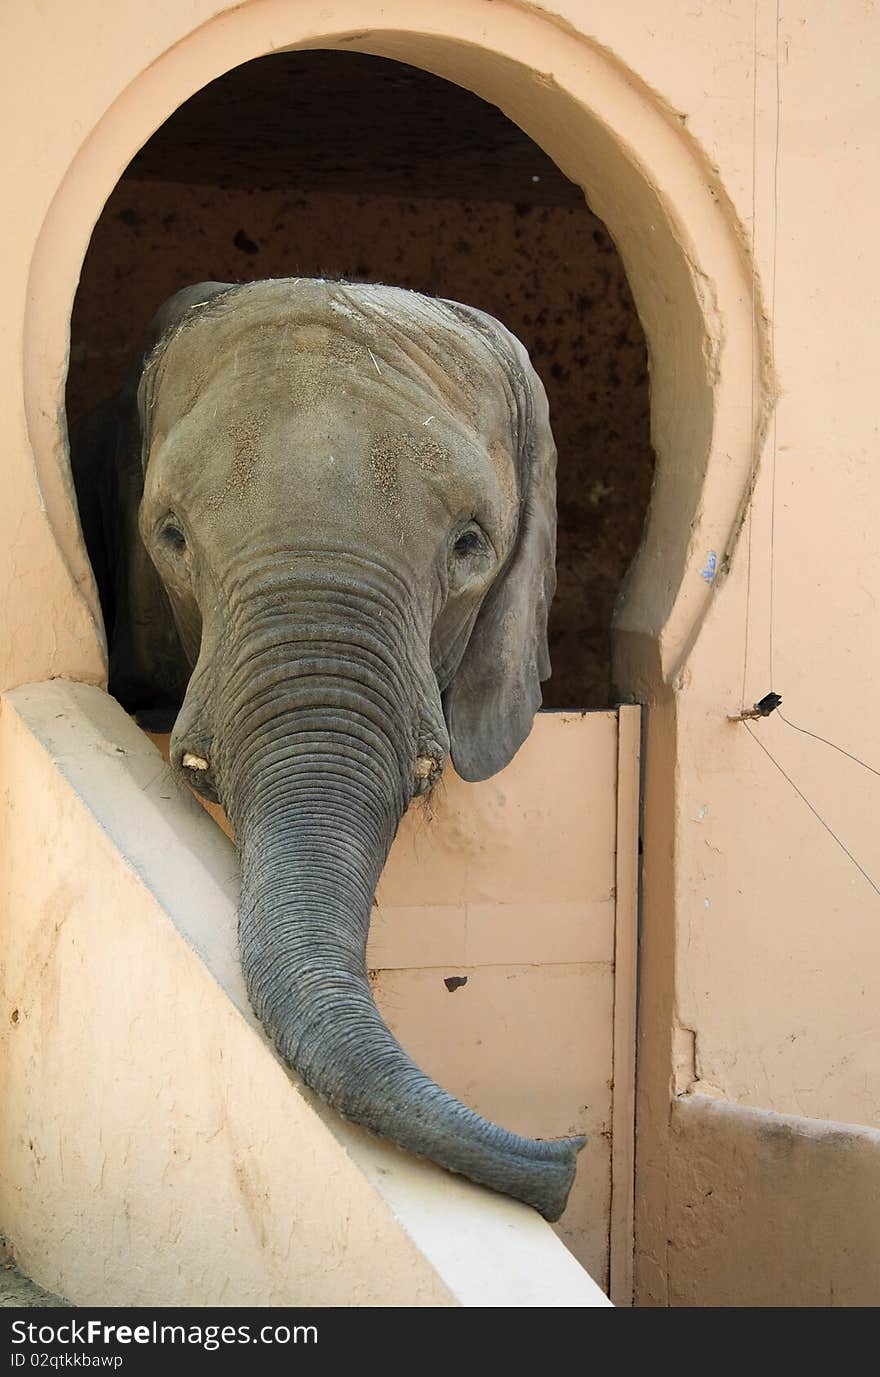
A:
75,281,233,716
441,305,557,783
134,280,236,459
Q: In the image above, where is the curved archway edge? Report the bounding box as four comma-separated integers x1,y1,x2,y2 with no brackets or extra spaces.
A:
24,0,771,698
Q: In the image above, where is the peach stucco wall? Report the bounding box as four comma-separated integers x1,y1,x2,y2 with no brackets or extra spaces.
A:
3,0,879,1305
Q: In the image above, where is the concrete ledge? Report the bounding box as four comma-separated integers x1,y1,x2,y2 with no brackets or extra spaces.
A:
668,1094,880,1307
0,680,608,1307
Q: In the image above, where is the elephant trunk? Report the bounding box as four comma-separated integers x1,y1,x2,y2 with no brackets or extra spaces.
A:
213,590,582,1221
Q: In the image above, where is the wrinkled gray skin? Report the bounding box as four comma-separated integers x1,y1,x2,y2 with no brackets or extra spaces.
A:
72,278,584,1221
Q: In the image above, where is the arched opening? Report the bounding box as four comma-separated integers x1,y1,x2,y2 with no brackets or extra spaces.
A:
66,49,655,710
26,6,764,703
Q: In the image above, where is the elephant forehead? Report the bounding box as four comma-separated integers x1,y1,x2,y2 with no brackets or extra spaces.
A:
150,284,515,439
151,321,366,424
150,337,517,509
148,388,516,539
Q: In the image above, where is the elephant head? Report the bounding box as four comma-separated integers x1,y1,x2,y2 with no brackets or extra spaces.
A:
74,277,583,1221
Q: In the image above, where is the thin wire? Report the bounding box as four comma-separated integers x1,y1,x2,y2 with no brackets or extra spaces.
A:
757,2,880,790
768,0,782,687
736,8,880,902
740,508,753,706
778,713,880,780
745,725,880,899
741,0,760,707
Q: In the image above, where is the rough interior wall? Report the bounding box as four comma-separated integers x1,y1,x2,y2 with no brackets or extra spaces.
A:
66,51,654,709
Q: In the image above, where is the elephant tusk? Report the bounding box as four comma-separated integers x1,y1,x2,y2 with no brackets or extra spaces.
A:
182,752,210,771
414,755,439,781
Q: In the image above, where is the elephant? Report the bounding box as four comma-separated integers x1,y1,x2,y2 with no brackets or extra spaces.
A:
71,277,585,1222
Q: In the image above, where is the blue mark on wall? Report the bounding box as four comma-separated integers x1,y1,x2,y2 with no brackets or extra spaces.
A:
699,551,717,583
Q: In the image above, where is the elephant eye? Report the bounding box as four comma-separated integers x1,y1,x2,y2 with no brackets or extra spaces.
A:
448,523,492,594
452,527,484,559
160,520,187,554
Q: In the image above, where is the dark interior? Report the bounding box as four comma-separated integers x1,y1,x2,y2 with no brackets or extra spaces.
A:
67,49,654,707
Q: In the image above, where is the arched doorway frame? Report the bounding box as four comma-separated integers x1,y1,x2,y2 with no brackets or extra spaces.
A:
23,0,772,691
